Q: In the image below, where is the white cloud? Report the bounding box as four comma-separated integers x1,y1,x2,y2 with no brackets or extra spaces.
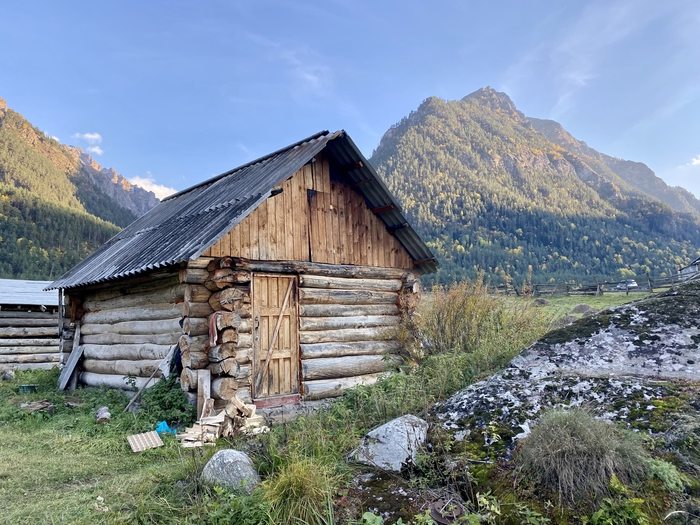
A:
72,132,103,144
49,135,60,142
86,145,104,155
690,155,700,166
128,176,177,200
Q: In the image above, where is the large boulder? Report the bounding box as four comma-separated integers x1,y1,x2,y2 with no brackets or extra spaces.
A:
348,414,428,472
201,450,260,494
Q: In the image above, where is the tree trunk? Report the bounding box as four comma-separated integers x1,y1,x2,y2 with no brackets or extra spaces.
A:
0,345,61,355
82,343,172,360
181,350,209,369
298,289,398,305
79,372,160,390
81,318,181,336
183,317,209,336
179,268,209,284
212,312,242,331
81,332,179,345
299,304,399,317
185,284,212,303
208,343,237,361
299,327,393,344
299,275,402,292
211,376,238,400
299,315,400,331
81,359,163,377
184,301,214,318
0,327,58,338
187,257,215,269
81,304,182,325
0,319,59,327
178,334,209,354
0,338,60,347
208,288,250,312
300,341,401,360
0,353,60,364
208,358,238,375
302,373,382,400
301,354,400,380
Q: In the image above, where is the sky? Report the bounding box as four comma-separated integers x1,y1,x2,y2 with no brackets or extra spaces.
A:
1,0,699,199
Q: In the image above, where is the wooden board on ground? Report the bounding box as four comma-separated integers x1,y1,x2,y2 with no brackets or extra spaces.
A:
127,431,164,452
58,324,81,391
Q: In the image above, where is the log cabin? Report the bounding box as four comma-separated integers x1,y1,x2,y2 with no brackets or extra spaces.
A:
48,130,436,407
0,279,63,371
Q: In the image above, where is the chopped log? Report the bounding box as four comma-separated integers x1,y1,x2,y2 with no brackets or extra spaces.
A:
179,268,209,284
234,348,253,364
208,288,250,311
0,338,60,347
220,329,238,344
80,318,181,336
0,319,58,327
211,376,237,400
299,275,402,292
0,354,60,364
210,268,250,284
299,315,400,331
299,304,399,317
208,358,238,375
81,303,182,324
0,327,58,338
299,327,393,344
0,346,61,355
0,311,58,319
81,333,179,345
187,257,215,269
235,365,251,380
225,396,255,417
82,343,172,361
82,359,163,377
230,259,409,280
184,301,214,318
298,289,398,305
207,257,235,271
182,350,209,369
185,284,212,303
235,388,252,404
79,372,160,390
178,335,209,354
302,355,400,380
211,312,242,331
208,343,237,362
183,317,209,336
197,369,211,418
181,367,198,391
83,284,185,311
302,373,383,401
236,333,253,348
301,341,401,360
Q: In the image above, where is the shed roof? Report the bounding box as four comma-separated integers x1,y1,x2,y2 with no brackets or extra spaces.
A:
49,131,436,291
1,279,58,306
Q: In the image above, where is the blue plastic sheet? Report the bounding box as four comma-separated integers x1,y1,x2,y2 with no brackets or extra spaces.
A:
155,421,177,435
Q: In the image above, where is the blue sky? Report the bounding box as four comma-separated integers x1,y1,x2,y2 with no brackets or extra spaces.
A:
1,0,699,199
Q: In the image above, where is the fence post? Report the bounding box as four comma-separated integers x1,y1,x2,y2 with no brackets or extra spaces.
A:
647,272,653,293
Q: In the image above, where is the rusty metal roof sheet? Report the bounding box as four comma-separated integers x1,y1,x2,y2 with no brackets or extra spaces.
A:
48,131,436,290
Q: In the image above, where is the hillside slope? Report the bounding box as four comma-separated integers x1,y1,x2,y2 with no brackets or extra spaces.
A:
371,88,700,284
0,97,159,279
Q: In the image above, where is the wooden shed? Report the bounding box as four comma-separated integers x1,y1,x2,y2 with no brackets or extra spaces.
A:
48,131,436,406
0,279,63,371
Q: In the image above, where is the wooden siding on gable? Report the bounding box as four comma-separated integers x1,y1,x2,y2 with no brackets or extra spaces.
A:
203,153,413,269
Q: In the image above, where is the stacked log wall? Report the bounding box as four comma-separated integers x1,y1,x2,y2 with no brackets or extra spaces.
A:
75,273,185,389
0,309,64,371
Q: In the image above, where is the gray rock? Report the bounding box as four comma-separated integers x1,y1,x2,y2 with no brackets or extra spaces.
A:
531,298,551,307
1,369,15,381
201,450,260,494
348,414,428,472
569,303,597,315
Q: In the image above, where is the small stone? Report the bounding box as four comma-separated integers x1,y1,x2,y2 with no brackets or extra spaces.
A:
201,450,260,494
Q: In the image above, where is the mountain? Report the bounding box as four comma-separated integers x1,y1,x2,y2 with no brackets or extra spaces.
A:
371,87,700,285
0,96,159,279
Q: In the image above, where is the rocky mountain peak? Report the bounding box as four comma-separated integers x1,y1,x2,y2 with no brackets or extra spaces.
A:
462,86,527,123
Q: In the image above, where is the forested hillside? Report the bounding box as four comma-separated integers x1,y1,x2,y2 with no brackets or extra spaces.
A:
371,88,700,285
0,96,158,279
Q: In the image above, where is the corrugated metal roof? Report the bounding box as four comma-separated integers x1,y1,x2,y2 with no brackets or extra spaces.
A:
1,279,58,306
49,130,436,291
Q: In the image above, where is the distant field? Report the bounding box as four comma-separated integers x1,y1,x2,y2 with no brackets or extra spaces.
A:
528,291,652,321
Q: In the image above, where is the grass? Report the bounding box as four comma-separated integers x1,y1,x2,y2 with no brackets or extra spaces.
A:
528,291,652,321
0,280,658,524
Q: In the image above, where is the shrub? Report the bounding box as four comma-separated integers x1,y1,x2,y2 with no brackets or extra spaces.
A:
645,458,684,493
140,374,196,426
516,408,647,507
261,454,341,525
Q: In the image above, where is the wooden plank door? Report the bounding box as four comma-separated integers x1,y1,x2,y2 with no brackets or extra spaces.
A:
252,274,299,398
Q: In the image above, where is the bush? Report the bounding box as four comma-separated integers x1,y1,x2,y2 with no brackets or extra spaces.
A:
140,374,196,426
516,408,647,507
261,454,341,525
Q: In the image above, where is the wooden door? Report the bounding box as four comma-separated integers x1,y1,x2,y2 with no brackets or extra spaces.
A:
252,274,299,398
